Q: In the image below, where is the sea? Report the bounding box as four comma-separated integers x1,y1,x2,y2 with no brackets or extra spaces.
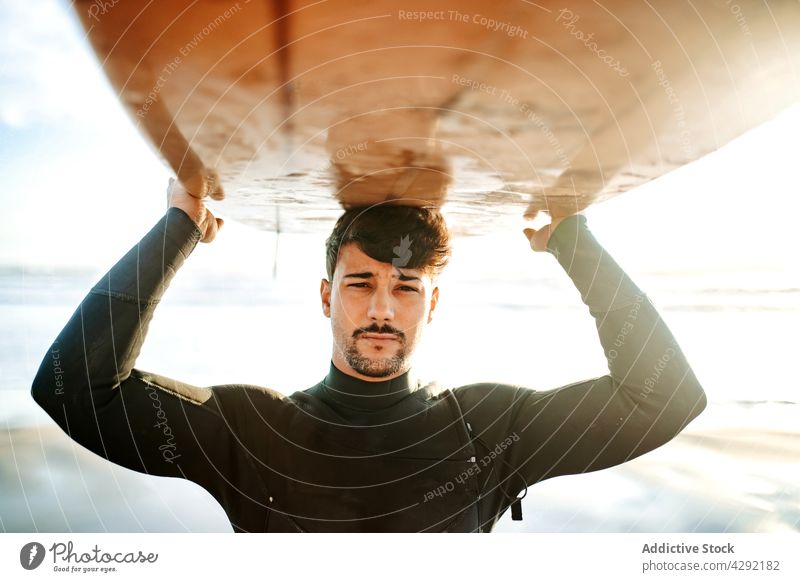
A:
1,266,797,532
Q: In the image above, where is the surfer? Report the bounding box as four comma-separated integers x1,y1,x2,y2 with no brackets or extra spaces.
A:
31,177,707,532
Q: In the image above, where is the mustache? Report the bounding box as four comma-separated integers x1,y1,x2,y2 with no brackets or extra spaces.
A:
353,323,405,339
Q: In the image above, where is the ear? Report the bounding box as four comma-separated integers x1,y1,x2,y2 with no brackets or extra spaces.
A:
427,286,440,324
320,278,332,318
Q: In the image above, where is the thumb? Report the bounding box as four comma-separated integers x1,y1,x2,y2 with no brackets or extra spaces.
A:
522,226,549,252
198,210,225,243
522,228,537,250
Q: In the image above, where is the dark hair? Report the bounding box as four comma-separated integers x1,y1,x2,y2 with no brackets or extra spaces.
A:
325,204,451,281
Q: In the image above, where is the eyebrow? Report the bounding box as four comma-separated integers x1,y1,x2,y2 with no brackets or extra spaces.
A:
343,271,422,282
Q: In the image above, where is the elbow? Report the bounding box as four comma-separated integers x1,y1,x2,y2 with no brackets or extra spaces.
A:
641,379,707,448
31,369,61,416
30,348,70,416
689,381,707,420
659,350,708,425
673,376,707,428
631,372,707,435
675,347,707,422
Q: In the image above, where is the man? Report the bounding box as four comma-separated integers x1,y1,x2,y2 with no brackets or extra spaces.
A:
31,178,707,532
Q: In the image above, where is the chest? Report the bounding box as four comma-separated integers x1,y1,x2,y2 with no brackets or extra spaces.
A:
261,391,482,532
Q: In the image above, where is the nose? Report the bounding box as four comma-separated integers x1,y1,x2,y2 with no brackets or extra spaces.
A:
367,284,395,322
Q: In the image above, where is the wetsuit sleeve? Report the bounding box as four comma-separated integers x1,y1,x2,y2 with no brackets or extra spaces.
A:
500,213,707,486
30,207,258,507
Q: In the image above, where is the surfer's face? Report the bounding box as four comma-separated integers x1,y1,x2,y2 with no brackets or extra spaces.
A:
320,243,439,381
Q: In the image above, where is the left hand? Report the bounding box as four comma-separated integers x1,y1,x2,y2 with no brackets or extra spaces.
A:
522,211,570,252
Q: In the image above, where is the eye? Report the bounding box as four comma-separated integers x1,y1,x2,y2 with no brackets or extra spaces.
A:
348,282,370,288
398,286,419,293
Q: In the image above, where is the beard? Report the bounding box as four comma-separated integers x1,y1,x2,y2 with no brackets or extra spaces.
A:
342,325,409,378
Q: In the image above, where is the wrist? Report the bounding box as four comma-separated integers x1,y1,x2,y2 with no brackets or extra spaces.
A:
166,207,203,253
546,214,587,254
169,202,203,227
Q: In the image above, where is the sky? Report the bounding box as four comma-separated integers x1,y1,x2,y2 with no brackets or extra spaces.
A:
0,0,798,284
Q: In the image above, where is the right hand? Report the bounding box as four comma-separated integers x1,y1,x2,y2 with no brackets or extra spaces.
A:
167,173,225,243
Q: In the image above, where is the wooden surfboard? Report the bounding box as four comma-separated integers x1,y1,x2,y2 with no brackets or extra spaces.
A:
73,0,799,234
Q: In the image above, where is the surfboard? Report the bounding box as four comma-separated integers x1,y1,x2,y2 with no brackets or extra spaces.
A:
72,0,799,234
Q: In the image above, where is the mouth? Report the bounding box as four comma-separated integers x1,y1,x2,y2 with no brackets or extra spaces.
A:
360,333,399,341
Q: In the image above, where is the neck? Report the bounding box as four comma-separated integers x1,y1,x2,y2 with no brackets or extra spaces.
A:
319,359,419,410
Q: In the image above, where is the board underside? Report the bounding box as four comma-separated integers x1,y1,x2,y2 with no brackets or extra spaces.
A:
73,0,799,234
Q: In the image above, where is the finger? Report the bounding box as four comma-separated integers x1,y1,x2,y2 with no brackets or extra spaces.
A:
523,208,540,221
200,211,225,243
209,181,225,201
183,174,208,199
201,220,216,244
203,170,225,201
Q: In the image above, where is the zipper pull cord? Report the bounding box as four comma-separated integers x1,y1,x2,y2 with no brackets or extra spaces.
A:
466,422,529,521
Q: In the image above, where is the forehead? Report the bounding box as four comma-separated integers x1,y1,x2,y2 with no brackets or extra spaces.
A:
335,243,428,281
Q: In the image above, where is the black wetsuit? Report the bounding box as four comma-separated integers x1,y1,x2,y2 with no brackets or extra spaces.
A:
31,208,707,532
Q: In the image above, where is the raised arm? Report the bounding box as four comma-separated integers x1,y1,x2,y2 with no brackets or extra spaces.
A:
29,183,267,513
459,213,707,496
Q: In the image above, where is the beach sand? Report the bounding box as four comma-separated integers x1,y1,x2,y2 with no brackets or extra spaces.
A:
2,406,797,533
0,425,231,533
495,421,800,533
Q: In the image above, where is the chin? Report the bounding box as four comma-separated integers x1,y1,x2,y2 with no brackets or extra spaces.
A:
348,352,406,378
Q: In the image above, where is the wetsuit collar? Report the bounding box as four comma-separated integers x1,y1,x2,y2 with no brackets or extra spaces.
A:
320,360,419,410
